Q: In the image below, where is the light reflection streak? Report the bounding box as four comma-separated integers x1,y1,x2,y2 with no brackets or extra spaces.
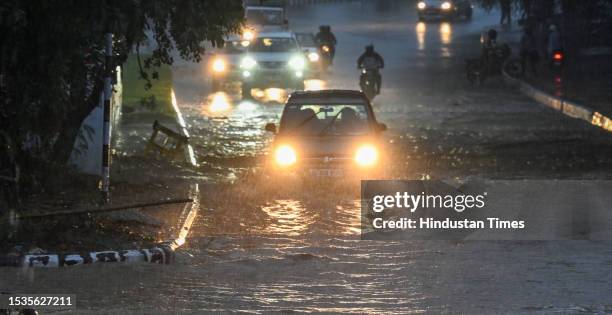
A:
416,22,426,51
440,22,452,58
252,88,289,103
440,22,452,45
304,79,326,91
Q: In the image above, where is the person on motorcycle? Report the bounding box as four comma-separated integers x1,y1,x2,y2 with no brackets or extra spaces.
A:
482,28,499,54
315,25,337,61
481,28,510,71
357,45,385,94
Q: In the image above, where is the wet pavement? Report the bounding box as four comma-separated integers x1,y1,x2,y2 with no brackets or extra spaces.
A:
3,1,612,313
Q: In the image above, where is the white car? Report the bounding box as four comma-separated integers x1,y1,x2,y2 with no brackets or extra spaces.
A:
239,31,307,99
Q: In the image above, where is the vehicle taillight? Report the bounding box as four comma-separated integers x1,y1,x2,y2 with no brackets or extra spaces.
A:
553,52,563,61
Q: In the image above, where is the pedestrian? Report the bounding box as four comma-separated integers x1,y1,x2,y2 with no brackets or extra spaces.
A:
520,27,538,76
500,0,512,25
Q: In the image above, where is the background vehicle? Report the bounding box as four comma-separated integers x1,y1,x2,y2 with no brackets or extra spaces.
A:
240,32,307,99
295,32,322,76
417,0,472,21
245,4,288,32
359,69,378,100
209,36,248,91
264,90,387,179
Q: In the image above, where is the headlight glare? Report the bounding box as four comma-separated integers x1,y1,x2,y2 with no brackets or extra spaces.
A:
212,59,226,72
243,30,255,41
355,144,378,167
308,52,320,62
275,145,297,166
288,56,306,70
241,56,257,69
441,1,452,10
417,1,426,9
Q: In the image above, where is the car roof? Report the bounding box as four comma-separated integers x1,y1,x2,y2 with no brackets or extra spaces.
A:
287,90,369,105
246,6,284,11
255,31,295,39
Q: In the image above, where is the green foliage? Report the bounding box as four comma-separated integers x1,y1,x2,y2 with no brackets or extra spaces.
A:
0,0,244,193
122,54,173,114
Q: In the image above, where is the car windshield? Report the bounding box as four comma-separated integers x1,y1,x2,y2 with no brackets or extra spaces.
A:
221,40,246,54
296,33,316,47
280,103,370,136
246,9,284,25
249,37,298,53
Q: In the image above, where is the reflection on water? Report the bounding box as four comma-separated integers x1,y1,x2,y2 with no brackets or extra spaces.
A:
238,100,257,111
260,199,315,236
304,79,327,91
440,22,452,45
440,22,452,58
416,22,426,51
252,88,289,103
207,92,232,115
415,22,453,57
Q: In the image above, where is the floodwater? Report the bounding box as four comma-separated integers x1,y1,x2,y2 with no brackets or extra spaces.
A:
2,1,612,313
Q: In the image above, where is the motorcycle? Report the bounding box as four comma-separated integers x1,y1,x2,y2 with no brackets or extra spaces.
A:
318,43,334,71
359,68,379,100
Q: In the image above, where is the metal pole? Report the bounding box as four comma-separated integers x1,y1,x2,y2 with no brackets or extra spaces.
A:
102,32,113,202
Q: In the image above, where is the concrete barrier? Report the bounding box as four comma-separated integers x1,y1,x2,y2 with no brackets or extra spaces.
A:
502,65,611,133
287,0,359,6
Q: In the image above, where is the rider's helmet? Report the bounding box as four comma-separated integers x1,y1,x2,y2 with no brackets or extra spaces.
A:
549,24,557,32
319,25,331,33
365,44,374,53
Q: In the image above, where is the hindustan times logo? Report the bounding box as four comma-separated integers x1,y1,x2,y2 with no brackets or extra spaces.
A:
371,192,487,213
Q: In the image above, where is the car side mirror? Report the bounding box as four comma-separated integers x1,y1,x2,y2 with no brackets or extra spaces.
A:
265,123,277,134
377,123,387,132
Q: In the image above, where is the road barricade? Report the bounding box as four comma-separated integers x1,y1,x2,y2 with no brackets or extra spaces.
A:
145,120,189,160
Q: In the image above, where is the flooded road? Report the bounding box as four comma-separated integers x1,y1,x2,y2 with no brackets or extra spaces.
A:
3,1,612,313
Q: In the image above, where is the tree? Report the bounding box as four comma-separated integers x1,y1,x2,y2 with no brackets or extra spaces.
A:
0,0,244,193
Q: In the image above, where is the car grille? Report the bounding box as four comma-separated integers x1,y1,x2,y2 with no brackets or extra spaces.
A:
260,61,286,69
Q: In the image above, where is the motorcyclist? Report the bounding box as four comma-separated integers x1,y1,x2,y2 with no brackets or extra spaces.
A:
481,28,509,72
482,28,499,53
315,25,337,61
357,45,385,94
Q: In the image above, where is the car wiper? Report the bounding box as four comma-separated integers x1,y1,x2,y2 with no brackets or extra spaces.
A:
318,111,343,136
285,109,323,135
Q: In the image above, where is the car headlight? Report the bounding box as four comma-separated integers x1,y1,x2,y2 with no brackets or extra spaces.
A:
308,52,320,62
243,30,255,41
288,55,306,70
212,59,226,73
240,56,257,69
441,1,452,10
355,144,378,167
274,145,297,167
321,45,330,53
